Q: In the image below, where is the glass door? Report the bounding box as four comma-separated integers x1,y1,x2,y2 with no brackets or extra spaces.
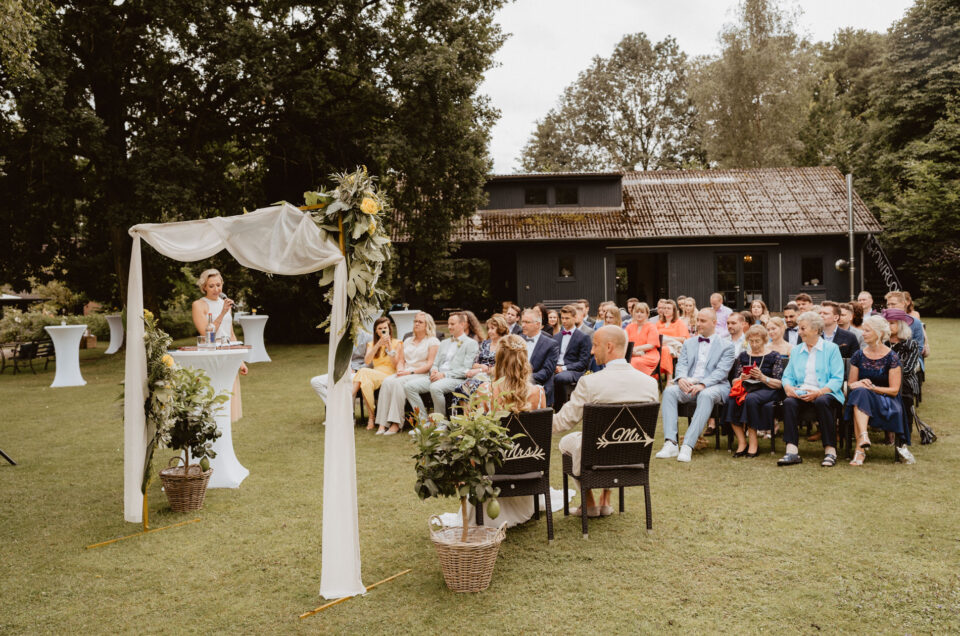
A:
716,252,766,310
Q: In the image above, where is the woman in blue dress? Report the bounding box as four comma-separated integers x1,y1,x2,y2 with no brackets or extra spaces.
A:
724,324,787,457
845,315,903,466
453,314,509,405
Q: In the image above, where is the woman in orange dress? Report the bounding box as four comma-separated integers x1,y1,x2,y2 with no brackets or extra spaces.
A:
625,302,660,376
655,298,690,378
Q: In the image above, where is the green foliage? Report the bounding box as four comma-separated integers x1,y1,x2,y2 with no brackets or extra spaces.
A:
0,0,50,79
412,389,519,531
521,33,702,171
28,278,83,314
0,307,108,342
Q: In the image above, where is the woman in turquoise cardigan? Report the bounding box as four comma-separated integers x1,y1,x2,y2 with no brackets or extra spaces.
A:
777,311,845,467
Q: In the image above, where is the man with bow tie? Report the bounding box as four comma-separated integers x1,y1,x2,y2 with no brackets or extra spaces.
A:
655,308,735,463
404,312,478,421
552,304,592,410
783,302,800,346
521,308,560,407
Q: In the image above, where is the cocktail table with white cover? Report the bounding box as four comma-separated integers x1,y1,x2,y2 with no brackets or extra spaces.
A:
237,315,270,363
388,309,419,339
105,314,125,354
44,324,88,388
170,348,250,488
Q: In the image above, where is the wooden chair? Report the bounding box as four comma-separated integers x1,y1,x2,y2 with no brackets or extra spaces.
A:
475,408,555,541
562,402,660,538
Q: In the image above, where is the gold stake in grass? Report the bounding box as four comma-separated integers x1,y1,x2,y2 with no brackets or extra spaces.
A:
299,569,412,619
85,518,201,550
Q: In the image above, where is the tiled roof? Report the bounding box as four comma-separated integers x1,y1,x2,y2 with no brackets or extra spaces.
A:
488,171,623,180
391,166,883,243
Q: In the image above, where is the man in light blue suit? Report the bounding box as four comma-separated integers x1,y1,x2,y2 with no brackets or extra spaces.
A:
656,308,735,463
404,312,479,420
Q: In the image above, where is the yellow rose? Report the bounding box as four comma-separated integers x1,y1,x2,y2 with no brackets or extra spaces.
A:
161,354,174,368
143,309,154,321
360,197,379,215
368,220,376,235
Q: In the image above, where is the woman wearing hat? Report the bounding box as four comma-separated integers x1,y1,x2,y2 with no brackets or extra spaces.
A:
844,315,904,466
884,307,922,460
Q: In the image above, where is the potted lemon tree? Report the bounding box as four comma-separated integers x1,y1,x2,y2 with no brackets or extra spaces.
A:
412,391,518,592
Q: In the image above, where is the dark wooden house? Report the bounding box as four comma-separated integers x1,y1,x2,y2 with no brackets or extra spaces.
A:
393,167,887,313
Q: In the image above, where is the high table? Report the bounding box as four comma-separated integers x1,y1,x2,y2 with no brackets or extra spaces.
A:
170,348,250,488
44,325,87,388
389,309,419,339
105,314,124,354
237,315,271,363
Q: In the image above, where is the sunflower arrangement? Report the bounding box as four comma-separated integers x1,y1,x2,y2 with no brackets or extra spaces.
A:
304,166,392,380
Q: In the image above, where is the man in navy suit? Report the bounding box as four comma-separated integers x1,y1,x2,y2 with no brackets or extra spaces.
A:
552,304,592,410
819,301,860,358
655,308,735,463
521,308,560,407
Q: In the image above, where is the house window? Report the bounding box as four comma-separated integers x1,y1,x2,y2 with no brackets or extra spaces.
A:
558,256,575,279
524,187,547,205
801,257,824,286
555,186,578,205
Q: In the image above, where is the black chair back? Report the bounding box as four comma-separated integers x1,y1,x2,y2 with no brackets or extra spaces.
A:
624,341,634,363
580,403,659,472
498,408,553,475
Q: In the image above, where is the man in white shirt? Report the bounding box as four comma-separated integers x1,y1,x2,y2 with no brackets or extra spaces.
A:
504,304,522,335
783,303,800,345
656,308,735,463
722,311,746,356
710,293,733,332
857,291,874,317
575,301,595,336
553,326,659,517
404,312,479,419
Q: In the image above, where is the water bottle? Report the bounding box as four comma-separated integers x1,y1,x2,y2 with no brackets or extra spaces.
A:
206,313,216,344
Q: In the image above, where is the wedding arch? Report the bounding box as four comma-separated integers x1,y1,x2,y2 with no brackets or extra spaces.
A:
123,198,373,599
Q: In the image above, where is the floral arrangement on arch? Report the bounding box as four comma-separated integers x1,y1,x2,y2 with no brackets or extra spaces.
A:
303,166,392,380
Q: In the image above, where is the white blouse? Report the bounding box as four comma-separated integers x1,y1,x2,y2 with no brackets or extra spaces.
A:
403,335,440,368
201,297,233,339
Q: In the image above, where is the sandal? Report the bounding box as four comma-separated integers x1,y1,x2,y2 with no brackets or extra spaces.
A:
849,449,866,466
821,453,837,467
857,432,871,451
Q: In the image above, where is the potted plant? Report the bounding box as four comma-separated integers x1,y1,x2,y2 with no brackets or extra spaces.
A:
141,311,227,512
412,390,519,593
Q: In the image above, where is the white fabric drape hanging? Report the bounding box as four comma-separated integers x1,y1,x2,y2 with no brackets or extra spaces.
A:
123,202,365,598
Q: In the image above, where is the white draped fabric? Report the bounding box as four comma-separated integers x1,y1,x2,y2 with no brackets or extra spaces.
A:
123,202,365,599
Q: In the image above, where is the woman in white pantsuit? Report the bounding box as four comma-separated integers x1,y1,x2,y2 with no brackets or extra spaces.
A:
375,312,439,435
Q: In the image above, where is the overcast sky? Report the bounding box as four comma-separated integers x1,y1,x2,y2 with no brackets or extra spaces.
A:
483,0,915,173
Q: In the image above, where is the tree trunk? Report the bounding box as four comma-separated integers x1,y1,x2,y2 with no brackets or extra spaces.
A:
460,496,468,543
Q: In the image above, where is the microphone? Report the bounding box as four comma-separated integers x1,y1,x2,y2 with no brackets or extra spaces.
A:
219,292,231,303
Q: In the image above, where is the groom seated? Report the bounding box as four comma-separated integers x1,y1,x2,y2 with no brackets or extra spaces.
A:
553,326,659,517
552,304,592,410
403,312,478,421
655,308,735,463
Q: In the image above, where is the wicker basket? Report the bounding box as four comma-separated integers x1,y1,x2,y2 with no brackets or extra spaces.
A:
428,515,506,593
159,458,212,513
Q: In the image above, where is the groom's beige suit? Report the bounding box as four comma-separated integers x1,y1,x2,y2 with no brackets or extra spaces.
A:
552,359,659,476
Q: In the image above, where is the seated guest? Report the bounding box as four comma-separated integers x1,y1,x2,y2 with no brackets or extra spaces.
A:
310,331,372,405
838,302,865,347
766,317,792,356
404,312,479,421
679,296,698,334
903,291,929,358
375,312,440,434
352,317,404,430
625,302,660,376
725,324,786,457
521,308,560,407
533,302,550,330
782,302,800,345
554,326,659,517
709,292,733,331
462,310,484,342
845,315,903,466
750,299,770,326
741,310,756,326
453,314,508,405
886,291,925,366
504,304,522,335
776,311,844,467
794,293,813,313
578,298,596,329
884,308,921,461
656,308,735,463
722,311,747,356
603,305,622,327
546,309,561,337
858,291,875,317
819,301,860,357
552,305,592,410
655,298,690,378
624,297,640,324
575,301,595,336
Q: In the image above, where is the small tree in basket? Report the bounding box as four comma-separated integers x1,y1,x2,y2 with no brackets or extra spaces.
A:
412,389,520,542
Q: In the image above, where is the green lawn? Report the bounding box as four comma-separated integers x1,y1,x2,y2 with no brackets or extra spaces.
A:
2,320,959,633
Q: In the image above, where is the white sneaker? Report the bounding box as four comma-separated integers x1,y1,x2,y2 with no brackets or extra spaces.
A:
896,445,916,464
655,442,679,459
677,445,693,463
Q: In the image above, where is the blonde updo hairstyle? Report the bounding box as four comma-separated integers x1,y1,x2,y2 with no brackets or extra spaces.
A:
493,334,533,412
197,269,223,294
